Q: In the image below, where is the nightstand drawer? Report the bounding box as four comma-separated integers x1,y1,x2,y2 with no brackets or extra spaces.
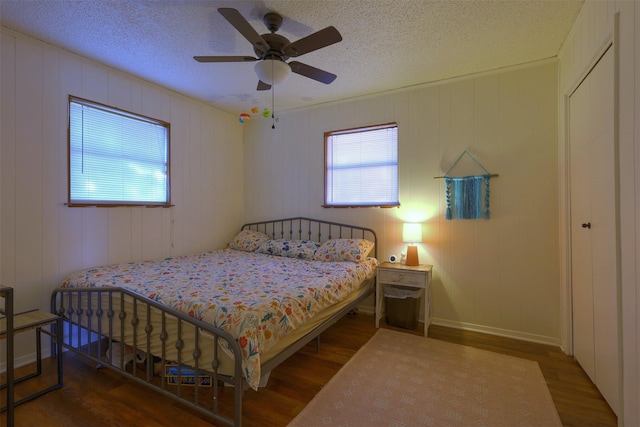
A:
378,269,426,286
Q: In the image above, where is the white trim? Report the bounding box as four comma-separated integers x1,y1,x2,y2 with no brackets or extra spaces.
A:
613,12,624,424
430,317,562,347
566,35,615,98
0,349,50,374
282,57,559,114
561,91,573,355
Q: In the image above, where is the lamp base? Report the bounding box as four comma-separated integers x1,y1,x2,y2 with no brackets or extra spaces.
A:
405,245,419,266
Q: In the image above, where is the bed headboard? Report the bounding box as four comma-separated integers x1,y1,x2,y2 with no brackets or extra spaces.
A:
241,217,378,258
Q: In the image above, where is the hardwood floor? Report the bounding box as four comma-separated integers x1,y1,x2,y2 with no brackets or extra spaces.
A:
1,313,617,427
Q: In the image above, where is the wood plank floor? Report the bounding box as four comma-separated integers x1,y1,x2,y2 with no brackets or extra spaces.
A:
0,313,617,426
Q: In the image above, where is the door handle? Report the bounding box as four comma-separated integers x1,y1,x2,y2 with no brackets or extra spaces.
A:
581,222,591,229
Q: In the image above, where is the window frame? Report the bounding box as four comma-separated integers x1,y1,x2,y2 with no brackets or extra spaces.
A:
67,95,171,208
324,122,400,208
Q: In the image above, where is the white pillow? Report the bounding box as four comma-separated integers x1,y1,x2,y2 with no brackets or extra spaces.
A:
313,239,375,262
227,229,270,252
255,239,320,260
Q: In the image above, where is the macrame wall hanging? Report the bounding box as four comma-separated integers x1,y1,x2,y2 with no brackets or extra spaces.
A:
435,151,498,220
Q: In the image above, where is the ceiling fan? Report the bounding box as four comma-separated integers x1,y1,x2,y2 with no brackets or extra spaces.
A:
194,8,342,91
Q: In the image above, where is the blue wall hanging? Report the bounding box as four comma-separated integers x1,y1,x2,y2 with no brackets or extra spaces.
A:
436,151,498,220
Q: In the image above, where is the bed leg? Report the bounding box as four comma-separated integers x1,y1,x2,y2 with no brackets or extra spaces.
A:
315,335,321,352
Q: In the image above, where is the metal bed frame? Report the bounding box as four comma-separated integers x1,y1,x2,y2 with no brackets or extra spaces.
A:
50,217,377,427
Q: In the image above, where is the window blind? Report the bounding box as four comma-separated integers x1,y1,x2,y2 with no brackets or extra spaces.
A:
69,97,169,205
325,124,398,206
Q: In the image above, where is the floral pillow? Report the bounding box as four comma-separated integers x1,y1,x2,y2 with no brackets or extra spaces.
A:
227,229,270,252
255,239,321,260
313,239,375,263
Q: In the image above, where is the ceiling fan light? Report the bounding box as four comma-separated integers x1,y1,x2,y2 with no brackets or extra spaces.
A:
254,59,291,85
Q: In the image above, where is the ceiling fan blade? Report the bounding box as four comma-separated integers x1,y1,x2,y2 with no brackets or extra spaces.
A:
284,26,342,57
194,56,258,63
257,81,271,91
218,8,270,54
289,61,337,84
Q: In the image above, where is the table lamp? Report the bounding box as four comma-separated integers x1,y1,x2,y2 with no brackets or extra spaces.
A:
402,223,422,266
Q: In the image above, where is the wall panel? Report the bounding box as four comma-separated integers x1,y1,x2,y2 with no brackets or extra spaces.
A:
108,208,133,264
243,60,560,344
14,36,44,312
633,4,640,425
1,34,17,291
0,29,243,363
41,45,62,308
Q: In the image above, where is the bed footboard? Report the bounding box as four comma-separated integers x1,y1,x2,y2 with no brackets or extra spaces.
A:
50,287,244,427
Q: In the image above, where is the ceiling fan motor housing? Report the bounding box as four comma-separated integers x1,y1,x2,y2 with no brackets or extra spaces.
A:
263,12,283,33
254,33,291,60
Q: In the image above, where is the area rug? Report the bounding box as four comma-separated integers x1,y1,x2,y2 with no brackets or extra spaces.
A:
288,328,562,427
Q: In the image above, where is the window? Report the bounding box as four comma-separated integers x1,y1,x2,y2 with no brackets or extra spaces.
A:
68,96,170,207
324,123,399,207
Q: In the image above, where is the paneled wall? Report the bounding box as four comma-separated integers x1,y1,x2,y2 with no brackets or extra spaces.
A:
0,29,244,363
243,60,560,344
558,1,638,425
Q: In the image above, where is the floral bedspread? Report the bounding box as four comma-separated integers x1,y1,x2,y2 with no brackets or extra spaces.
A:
61,248,378,389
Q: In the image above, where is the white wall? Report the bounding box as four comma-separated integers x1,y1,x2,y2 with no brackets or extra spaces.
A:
243,60,560,345
558,1,638,425
0,29,244,364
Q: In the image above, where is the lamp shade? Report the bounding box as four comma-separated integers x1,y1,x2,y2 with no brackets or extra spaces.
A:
402,223,423,243
254,59,291,85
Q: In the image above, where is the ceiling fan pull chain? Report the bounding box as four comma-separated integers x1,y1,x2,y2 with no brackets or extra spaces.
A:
272,60,276,129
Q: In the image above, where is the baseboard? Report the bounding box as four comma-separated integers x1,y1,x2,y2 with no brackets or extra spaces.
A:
357,304,375,315
0,348,51,374
339,305,561,347
430,317,562,347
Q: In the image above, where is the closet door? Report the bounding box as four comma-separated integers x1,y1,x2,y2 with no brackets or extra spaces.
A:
569,46,619,415
569,73,595,381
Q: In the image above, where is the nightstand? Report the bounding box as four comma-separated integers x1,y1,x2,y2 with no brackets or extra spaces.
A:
375,262,432,336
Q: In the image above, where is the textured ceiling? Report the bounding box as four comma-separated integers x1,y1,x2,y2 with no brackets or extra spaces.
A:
0,0,583,114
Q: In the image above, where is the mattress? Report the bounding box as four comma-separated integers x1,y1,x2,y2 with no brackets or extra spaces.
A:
61,248,378,389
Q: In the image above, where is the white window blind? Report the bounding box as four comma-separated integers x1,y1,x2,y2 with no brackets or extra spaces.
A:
325,123,398,207
68,97,170,206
